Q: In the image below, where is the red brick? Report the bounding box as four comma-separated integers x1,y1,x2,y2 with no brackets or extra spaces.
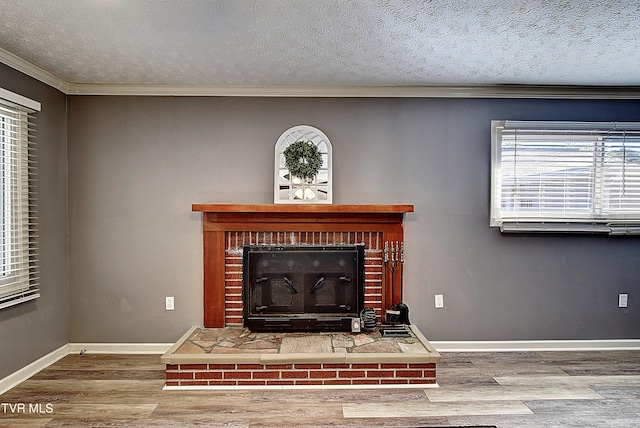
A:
408,363,436,369
165,381,179,386
322,364,349,369
423,370,436,378
179,364,207,370
224,371,251,379
238,380,266,386
252,371,281,379
180,380,209,386
209,364,236,370
226,302,243,309
381,379,408,385
352,364,378,369
380,363,408,369
195,371,223,380
208,380,237,386
396,370,423,378
225,273,242,280
324,379,351,385
266,380,295,385
338,370,366,378
281,370,309,379
165,364,179,370
294,380,323,385
166,372,194,380
264,364,293,370
409,378,437,384
310,370,337,379
352,379,380,385
237,364,266,370
294,363,322,369
366,370,395,378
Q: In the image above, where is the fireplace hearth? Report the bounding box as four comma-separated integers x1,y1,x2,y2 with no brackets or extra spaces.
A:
243,245,365,331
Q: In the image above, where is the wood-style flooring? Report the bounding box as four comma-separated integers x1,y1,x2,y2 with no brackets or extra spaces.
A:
1,350,640,427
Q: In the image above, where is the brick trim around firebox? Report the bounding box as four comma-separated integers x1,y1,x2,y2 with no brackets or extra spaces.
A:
225,231,383,327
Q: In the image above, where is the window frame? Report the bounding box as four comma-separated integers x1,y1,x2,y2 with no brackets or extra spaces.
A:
491,120,640,234
0,88,40,309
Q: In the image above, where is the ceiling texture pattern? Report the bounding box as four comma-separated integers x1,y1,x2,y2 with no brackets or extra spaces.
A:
0,0,639,94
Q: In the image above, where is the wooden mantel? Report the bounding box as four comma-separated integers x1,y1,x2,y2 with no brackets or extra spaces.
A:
192,204,414,228
192,204,414,213
193,204,414,328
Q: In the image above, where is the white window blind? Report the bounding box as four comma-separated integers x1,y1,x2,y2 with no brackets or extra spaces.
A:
0,88,39,309
491,121,640,234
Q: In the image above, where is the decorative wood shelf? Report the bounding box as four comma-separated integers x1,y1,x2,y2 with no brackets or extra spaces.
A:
192,204,414,213
193,203,414,328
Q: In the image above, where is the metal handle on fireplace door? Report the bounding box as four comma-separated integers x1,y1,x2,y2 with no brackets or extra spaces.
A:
309,277,325,293
283,276,298,294
340,276,351,283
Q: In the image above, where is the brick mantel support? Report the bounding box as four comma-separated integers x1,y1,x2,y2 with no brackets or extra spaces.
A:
192,204,414,328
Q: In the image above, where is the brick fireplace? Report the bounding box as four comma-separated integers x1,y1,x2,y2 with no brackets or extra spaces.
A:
161,203,440,389
191,204,414,328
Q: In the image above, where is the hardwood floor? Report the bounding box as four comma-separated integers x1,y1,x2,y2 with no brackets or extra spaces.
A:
1,350,639,427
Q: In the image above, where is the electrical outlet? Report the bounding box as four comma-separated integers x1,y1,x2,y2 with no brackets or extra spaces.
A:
435,294,444,308
619,293,628,308
165,296,175,311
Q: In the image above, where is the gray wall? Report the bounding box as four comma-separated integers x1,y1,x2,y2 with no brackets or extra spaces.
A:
67,96,640,343
0,64,68,379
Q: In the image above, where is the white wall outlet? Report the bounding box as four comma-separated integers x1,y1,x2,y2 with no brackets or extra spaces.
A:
619,293,628,308
435,294,444,308
165,296,175,311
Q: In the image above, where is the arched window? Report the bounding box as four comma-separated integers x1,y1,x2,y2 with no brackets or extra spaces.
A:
274,125,332,204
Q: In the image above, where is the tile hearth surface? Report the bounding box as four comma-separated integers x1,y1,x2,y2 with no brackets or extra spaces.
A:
162,325,440,365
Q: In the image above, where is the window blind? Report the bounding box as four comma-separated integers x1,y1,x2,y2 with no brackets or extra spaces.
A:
491,121,640,234
0,89,39,309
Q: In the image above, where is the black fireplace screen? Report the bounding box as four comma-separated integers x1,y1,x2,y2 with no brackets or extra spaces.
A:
243,245,365,331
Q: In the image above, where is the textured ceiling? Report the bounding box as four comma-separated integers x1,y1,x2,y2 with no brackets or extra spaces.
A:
0,0,639,88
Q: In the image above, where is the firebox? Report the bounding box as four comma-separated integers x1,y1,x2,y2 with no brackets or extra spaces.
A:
243,245,365,331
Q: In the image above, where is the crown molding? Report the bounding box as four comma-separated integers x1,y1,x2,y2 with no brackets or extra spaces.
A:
65,83,640,99
0,47,70,93
3,48,640,99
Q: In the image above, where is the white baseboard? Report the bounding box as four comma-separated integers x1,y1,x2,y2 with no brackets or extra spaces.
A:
67,343,173,354
2,340,639,396
0,344,69,395
431,339,640,352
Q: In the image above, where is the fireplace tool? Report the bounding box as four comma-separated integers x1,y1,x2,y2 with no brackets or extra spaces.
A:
381,241,411,337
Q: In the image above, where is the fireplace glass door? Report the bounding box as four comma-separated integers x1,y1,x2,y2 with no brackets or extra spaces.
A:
243,245,364,331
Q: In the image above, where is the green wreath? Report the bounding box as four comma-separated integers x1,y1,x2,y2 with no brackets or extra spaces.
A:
284,140,322,180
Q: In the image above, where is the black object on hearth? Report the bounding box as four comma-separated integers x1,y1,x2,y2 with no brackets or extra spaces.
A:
243,245,365,332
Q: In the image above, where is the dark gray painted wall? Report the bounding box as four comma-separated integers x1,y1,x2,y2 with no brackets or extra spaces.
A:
67,96,640,343
0,64,68,379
